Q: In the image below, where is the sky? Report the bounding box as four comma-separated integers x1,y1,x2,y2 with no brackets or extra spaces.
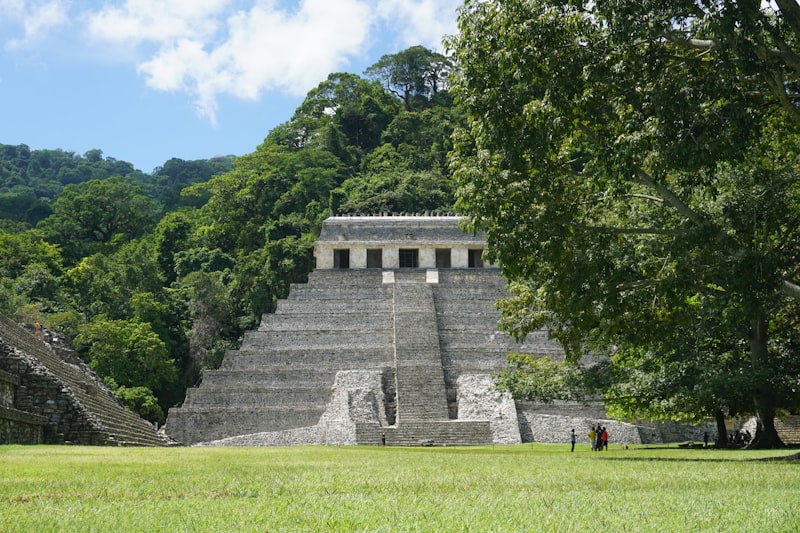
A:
0,0,462,173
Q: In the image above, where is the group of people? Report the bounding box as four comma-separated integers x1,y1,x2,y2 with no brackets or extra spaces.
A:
588,425,608,451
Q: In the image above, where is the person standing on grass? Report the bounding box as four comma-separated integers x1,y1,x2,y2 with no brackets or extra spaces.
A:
596,427,604,451
588,426,596,451
570,429,576,452
601,427,608,451
381,431,386,447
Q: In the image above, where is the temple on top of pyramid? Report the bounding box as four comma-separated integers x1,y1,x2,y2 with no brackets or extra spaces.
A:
314,215,492,270
164,216,713,447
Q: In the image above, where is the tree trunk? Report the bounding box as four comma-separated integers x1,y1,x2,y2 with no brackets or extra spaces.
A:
749,315,785,449
714,409,728,448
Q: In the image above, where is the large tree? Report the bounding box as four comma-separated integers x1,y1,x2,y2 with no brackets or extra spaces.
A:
365,46,453,111
449,0,800,447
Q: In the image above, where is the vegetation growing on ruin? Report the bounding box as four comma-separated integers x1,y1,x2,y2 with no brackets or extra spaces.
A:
1,444,797,531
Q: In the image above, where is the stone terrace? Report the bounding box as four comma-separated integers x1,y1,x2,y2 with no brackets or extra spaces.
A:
166,266,558,446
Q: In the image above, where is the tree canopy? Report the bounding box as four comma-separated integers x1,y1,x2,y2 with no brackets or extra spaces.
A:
450,0,800,448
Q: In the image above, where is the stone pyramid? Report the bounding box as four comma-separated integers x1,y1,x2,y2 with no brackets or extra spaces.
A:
166,216,566,446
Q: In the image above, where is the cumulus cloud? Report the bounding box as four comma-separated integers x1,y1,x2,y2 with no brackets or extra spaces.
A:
374,0,461,51
0,0,457,122
2,0,69,50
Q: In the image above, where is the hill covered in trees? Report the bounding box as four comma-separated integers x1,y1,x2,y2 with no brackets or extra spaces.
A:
0,46,460,423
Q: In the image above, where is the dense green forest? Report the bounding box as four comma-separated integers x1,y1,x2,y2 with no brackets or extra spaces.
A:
0,46,459,423
450,1,800,448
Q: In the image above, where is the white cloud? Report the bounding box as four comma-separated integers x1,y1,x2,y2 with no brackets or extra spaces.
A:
36,0,459,123
87,0,229,45
126,0,375,123
374,0,460,52
2,0,69,50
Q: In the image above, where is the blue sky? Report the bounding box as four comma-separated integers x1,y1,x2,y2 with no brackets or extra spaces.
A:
0,0,461,173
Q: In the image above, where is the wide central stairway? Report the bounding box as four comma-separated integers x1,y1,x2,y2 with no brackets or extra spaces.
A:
166,269,561,446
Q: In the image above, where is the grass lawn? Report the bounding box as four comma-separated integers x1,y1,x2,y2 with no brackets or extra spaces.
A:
0,443,798,532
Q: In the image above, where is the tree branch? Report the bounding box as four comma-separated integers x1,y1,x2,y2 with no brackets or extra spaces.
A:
635,169,706,225
775,0,800,43
569,222,688,236
577,123,705,226
764,69,800,127
783,279,800,301
662,30,719,53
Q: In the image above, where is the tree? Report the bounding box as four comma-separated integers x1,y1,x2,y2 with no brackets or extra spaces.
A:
365,46,453,110
38,176,155,261
449,0,800,448
74,318,178,397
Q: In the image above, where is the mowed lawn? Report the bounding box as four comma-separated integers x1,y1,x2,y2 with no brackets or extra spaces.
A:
0,443,798,532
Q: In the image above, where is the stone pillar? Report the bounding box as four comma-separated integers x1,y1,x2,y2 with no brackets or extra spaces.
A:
384,247,399,269
452,247,469,268
315,244,334,269
351,246,367,269
419,247,436,269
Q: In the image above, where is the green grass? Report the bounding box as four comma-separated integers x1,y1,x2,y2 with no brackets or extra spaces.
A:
1,444,798,532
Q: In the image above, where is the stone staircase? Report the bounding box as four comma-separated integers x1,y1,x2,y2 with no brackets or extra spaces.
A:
166,268,575,446
392,274,449,422
356,420,492,446
0,313,167,446
166,270,397,444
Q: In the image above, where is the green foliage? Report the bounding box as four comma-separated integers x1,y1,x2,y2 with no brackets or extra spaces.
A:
106,379,166,425
493,353,587,403
450,1,800,446
38,177,156,262
0,229,62,278
74,318,178,394
65,239,165,319
365,45,453,111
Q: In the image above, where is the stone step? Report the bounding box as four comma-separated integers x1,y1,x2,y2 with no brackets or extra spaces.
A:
306,270,387,285
165,406,325,444
435,270,506,286
258,314,392,332
199,368,338,386
275,301,393,315
356,420,493,446
184,386,329,407
220,349,394,370
287,286,394,300
241,330,393,348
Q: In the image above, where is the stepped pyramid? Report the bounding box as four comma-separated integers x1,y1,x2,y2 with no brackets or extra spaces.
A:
166,216,567,446
0,313,167,445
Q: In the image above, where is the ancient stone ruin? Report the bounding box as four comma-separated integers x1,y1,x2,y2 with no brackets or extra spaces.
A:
167,215,703,446
0,313,167,446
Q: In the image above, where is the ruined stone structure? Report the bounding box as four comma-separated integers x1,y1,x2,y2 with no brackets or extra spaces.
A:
0,313,167,445
167,216,644,446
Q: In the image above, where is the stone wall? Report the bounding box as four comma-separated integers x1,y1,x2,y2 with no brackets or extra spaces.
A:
0,313,167,446
0,361,46,444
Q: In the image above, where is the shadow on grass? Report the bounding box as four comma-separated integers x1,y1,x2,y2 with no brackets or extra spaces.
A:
597,449,800,463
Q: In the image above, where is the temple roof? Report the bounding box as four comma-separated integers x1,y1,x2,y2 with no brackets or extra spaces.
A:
318,216,485,245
